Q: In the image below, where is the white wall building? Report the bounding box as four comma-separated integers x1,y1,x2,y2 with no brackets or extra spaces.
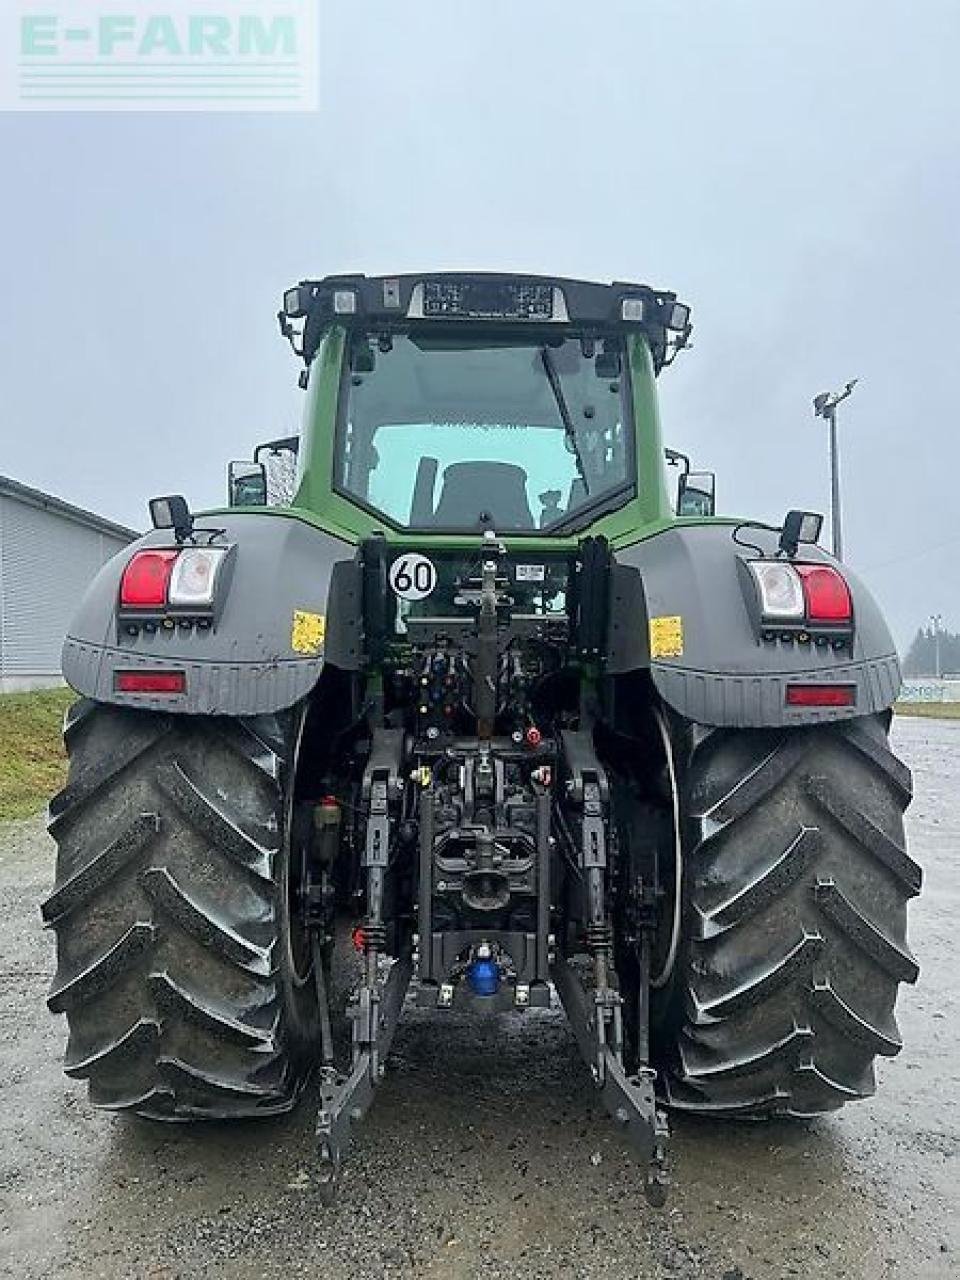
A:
900,677,960,704
0,476,137,692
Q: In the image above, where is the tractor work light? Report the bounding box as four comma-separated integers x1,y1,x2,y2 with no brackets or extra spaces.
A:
621,298,690,331
778,510,824,558
333,289,358,315
168,548,229,608
283,285,309,318
667,302,691,332
120,550,179,608
149,494,194,542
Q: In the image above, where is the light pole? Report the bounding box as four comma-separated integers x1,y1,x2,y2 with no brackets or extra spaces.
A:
930,613,943,680
813,380,858,561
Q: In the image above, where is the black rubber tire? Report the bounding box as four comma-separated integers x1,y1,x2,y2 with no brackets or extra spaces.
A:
662,713,920,1117
43,700,319,1119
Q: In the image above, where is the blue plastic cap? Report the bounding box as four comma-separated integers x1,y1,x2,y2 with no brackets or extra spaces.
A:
466,957,500,997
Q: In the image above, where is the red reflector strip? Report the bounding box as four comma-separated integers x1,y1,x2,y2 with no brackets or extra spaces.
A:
785,684,855,708
115,670,186,694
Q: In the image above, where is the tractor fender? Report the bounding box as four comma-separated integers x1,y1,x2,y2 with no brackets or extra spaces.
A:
61,512,359,715
609,523,901,727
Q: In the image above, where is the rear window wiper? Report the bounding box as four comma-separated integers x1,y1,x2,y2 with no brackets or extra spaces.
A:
540,347,589,495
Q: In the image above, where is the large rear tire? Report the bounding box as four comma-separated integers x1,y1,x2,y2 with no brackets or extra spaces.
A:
43,700,319,1119
662,714,920,1116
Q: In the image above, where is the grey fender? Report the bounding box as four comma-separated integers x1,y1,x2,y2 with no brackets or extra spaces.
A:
609,523,901,728
62,512,358,715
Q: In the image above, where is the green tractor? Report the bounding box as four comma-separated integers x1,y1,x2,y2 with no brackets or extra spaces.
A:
44,274,920,1203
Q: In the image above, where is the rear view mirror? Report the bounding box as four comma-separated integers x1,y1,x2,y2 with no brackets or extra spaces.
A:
677,471,716,517
228,461,267,507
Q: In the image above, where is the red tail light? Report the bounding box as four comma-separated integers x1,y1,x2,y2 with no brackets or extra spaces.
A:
115,670,186,694
786,683,855,708
795,565,852,624
120,550,179,608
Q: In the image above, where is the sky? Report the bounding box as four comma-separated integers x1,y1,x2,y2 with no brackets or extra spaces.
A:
1,0,958,649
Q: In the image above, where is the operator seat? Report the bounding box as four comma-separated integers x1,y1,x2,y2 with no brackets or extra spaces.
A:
429,462,535,529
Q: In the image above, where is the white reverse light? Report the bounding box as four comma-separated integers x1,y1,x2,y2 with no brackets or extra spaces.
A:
168,548,229,608
749,561,805,620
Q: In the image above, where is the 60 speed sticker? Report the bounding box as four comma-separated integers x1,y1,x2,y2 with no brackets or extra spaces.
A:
389,554,437,601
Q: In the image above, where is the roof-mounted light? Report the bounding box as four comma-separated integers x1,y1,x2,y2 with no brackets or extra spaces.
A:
283,285,309,318
622,296,689,332
333,289,358,315
667,302,691,332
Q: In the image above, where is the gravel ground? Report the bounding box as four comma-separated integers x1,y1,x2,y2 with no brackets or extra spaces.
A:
0,717,957,1279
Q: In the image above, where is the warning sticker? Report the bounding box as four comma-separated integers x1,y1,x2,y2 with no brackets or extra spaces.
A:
649,615,684,659
516,564,546,583
291,610,326,656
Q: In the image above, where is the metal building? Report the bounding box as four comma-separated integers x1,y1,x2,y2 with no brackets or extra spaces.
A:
0,476,138,692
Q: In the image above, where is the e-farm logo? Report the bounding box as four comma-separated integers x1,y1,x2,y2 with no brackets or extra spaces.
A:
2,2,318,111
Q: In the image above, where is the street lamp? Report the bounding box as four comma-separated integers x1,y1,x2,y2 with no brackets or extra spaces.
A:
930,613,943,680
813,379,858,561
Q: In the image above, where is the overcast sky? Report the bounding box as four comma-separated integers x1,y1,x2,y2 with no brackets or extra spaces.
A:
1,0,957,648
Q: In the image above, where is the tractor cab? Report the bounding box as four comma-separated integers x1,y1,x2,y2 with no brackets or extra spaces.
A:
276,273,693,543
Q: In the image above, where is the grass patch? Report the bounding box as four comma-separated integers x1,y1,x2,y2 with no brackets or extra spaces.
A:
895,701,960,720
0,687,74,820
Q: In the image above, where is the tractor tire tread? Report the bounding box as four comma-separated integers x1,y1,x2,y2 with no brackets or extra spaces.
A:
44,702,312,1120
663,714,917,1117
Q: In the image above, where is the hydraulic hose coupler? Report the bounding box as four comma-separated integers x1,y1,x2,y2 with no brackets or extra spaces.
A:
312,796,342,867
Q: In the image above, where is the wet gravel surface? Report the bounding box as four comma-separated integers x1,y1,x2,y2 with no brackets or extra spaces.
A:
0,717,957,1279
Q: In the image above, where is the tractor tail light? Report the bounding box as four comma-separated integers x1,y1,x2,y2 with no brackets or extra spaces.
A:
785,684,856,708
749,561,806,620
115,670,186,694
168,547,228,607
795,565,853,624
120,550,179,608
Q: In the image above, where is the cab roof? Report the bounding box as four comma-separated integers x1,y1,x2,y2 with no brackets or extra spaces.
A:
278,271,692,374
